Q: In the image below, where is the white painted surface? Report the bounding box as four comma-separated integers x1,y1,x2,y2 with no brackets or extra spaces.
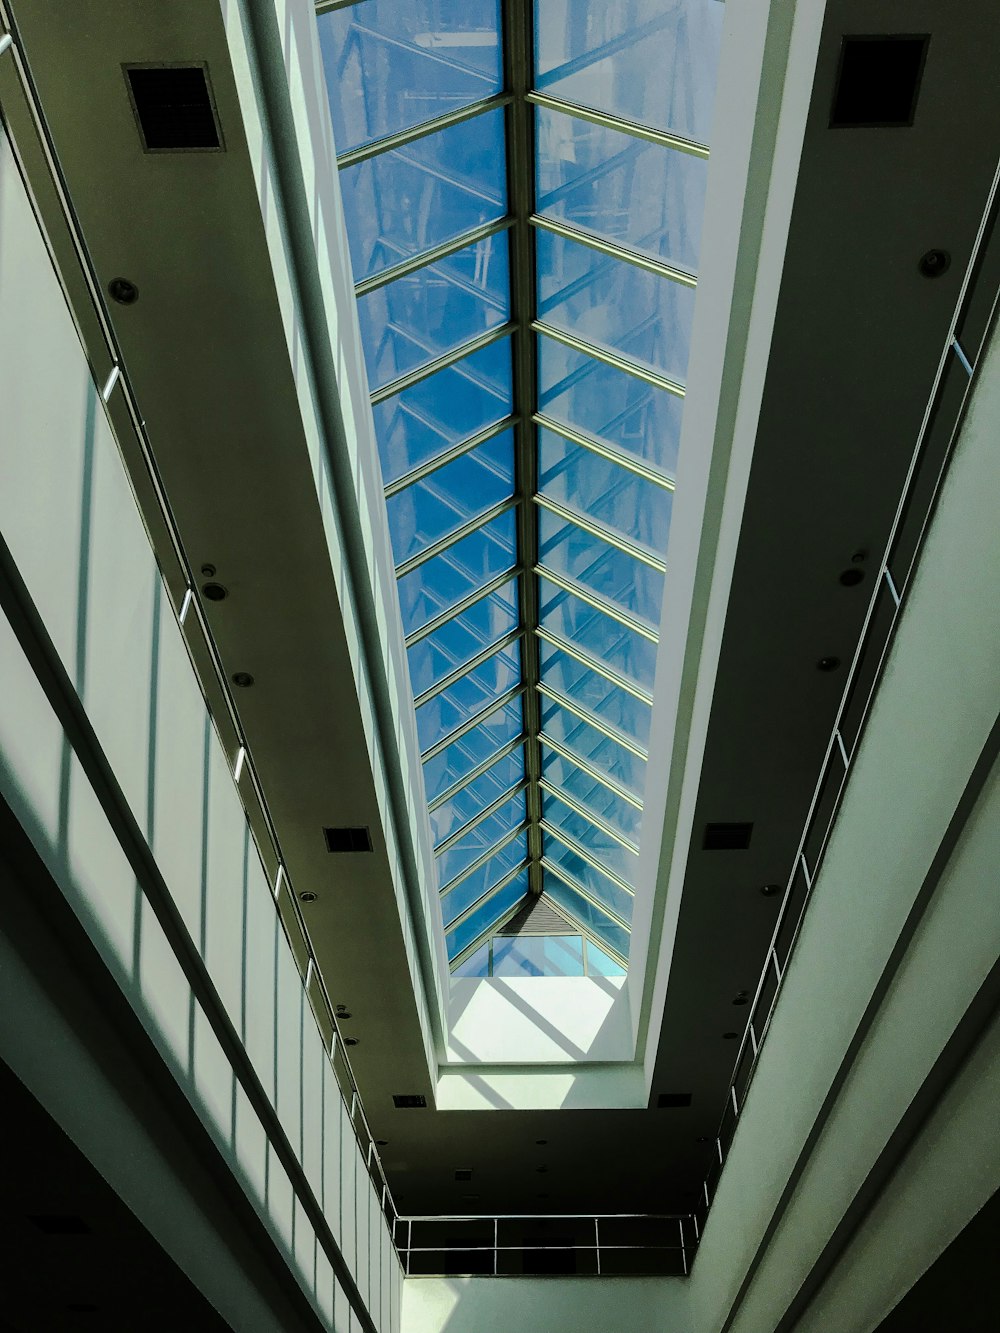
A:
446,975,630,1065
402,1277,690,1333
688,323,1000,1333
0,112,399,1331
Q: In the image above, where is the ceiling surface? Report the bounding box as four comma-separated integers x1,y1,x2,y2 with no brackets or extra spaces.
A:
7,0,1000,1219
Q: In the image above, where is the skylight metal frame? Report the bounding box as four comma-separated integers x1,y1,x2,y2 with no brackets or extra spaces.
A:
318,0,722,972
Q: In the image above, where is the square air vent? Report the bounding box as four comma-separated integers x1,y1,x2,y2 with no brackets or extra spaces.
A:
830,35,929,128
657,1093,693,1109
124,64,223,151
703,822,753,851
454,1168,473,1182
324,826,373,853
392,1094,427,1109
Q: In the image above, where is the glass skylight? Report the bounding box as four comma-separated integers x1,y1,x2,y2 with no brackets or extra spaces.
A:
316,0,723,974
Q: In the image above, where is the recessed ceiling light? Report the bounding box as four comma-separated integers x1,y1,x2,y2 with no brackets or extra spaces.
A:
344,1036,359,1047
375,1139,388,1147
108,276,139,305
232,671,254,688
732,991,750,1006
817,655,841,672
535,1138,547,1146
201,582,227,601
722,1031,738,1040
839,568,864,587
918,248,950,279
299,891,318,903
760,883,781,897
536,1165,548,1174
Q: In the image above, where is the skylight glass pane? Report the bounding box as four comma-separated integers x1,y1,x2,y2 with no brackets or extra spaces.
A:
374,337,512,485
586,939,626,977
543,832,634,923
540,745,641,844
538,333,683,475
543,873,630,959
536,230,696,385
534,0,723,145
452,939,491,976
437,794,526,888
538,509,664,630
541,788,638,887
446,871,527,959
319,0,503,155
493,935,585,977
386,429,515,564
422,695,523,803
540,698,646,799
341,109,508,282
538,639,651,748
407,579,519,698
415,638,522,750
539,576,658,694
358,237,510,392
535,106,708,272
538,427,673,553
431,750,524,847
398,509,517,637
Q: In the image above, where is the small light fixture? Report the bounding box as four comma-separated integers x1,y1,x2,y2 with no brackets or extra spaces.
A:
760,883,781,898
535,1138,547,1146
232,671,254,688
375,1139,388,1147
732,991,750,1006
108,276,139,305
299,891,318,903
201,582,227,601
200,563,216,577
839,567,864,587
536,1165,548,1174
336,1004,352,1019
918,248,950,279
817,655,841,672
344,1036,359,1047
722,1031,738,1040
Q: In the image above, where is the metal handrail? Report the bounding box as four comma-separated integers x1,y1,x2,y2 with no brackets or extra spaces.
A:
697,152,1000,1231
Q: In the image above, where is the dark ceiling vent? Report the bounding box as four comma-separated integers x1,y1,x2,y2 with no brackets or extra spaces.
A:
830,35,929,128
703,822,753,851
454,1168,473,1182
657,1093,693,1109
324,826,373,853
392,1093,427,1109
125,64,223,151
28,1214,90,1235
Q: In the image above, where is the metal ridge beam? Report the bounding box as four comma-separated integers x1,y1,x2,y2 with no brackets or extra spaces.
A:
501,0,544,898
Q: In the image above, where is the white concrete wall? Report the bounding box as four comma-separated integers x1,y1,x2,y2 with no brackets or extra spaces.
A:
0,117,399,1332
402,1276,691,1333
687,322,1000,1332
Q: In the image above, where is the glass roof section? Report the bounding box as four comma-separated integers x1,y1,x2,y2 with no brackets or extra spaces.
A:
316,0,723,974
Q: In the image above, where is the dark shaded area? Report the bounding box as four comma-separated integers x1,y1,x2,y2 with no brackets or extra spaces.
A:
0,1057,232,1332
875,1190,1000,1332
